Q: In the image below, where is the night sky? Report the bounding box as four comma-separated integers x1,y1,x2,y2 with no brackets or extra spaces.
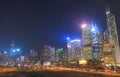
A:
0,0,120,51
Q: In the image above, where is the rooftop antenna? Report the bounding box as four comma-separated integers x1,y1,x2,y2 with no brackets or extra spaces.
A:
105,0,110,15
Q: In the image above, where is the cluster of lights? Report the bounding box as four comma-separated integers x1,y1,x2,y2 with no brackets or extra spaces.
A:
3,48,20,54
12,48,20,52
81,23,97,32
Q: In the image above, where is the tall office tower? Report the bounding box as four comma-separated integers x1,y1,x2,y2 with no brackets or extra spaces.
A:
91,24,103,60
56,48,63,61
30,49,37,58
67,37,82,61
10,41,15,48
29,49,38,63
50,47,56,62
67,37,71,62
56,48,67,62
41,45,55,63
70,39,81,61
81,24,93,60
10,41,15,53
104,8,120,64
9,41,16,63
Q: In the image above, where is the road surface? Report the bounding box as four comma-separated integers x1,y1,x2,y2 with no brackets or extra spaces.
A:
0,70,119,77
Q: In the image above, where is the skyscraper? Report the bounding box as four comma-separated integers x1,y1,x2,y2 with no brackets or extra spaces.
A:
67,37,71,62
67,38,82,61
41,45,55,65
91,24,103,60
81,24,93,60
10,41,15,56
104,7,120,65
56,48,67,62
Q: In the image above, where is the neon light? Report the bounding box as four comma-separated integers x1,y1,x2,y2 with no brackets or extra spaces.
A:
71,39,80,43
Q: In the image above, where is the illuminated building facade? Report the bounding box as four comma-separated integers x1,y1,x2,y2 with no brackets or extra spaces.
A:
30,49,37,58
91,24,103,60
29,49,38,64
67,37,71,62
103,40,115,65
8,41,21,64
71,39,81,61
103,8,120,65
67,38,82,61
41,45,56,64
81,24,93,60
56,48,67,62
9,41,16,63
56,48,63,61
0,51,8,65
10,41,15,56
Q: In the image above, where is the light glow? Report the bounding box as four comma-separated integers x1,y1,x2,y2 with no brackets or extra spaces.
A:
91,26,95,32
4,51,7,54
67,44,71,48
16,49,20,51
81,24,87,28
13,50,16,52
67,37,70,40
79,60,87,65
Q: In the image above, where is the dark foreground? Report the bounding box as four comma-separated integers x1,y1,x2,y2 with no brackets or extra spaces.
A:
0,70,120,77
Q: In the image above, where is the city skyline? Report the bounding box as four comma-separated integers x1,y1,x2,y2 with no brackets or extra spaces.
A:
0,0,120,51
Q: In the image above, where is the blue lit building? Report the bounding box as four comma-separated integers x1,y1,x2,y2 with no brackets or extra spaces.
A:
91,23,103,60
67,38,82,61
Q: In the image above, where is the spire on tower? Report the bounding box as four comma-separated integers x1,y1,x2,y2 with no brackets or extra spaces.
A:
10,40,15,48
105,0,111,15
91,23,99,32
91,23,95,32
105,5,110,15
